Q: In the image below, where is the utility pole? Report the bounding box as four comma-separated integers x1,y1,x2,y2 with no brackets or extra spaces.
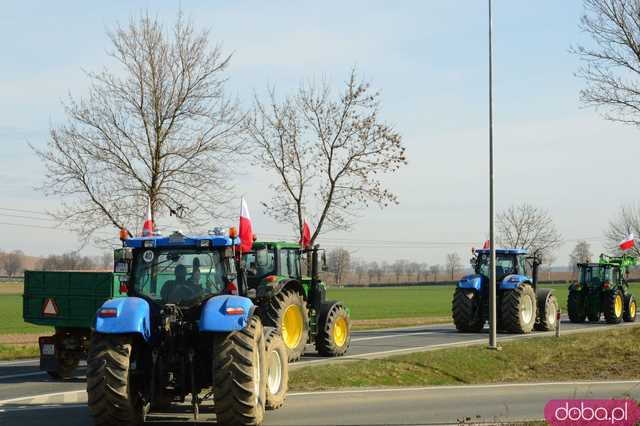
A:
488,0,498,350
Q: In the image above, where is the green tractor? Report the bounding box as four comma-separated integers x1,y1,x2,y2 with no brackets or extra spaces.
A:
568,253,637,324
242,242,351,362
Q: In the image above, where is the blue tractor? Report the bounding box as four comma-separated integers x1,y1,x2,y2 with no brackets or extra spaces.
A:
452,248,558,334
87,229,288,426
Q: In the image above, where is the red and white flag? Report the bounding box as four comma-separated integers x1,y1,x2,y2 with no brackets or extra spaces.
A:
619,233,635,251
239,197,253,253
142,197,153,237
299,219,311,248
482,240,490,249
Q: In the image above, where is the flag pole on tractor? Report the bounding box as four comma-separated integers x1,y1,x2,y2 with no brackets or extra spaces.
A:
142,197,153,237
239,197,253,254
487,0,498,350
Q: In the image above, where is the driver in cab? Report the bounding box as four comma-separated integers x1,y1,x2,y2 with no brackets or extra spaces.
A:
162,264,203,304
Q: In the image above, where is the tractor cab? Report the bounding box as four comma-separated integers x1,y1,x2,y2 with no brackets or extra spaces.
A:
577,263,619,290
472,248,530,282
115,229,241,308
243,241,303,288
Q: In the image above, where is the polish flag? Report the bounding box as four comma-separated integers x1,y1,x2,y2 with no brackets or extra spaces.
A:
142,198,153,237
619,233,635,251
482,240,490,249
299,219,311,248
239,197,253,253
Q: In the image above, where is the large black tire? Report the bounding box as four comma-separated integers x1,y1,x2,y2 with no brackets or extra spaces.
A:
587,309,600,323
452,288,484,332
315,303,351,357
264,327,288,411
262,289,309,362
534,289,558,332
212,315,267,426
86,334,144,426
603,290,624,324
501,284,536,334
623,293,637,323
47,353,80,380
567,290,586,323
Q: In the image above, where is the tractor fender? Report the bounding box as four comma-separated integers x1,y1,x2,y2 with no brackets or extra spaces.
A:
256,278,304,299
500,274,531,290
199,295,255,332
458,274,483,290
94,297,151,341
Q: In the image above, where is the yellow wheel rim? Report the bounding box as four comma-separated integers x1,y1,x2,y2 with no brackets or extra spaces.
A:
282,305,303,349
333,317,348,347
631,301,637,318
614,294,623,318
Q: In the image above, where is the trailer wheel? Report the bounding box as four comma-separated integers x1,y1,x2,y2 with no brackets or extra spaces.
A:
501,284,536,334
603,290,624,324
534,289,558,331
86,334,144,426
452,288,484,332
47,354,80,380
567,289,586,323
263,289,309,362
264,327,288,410
623,294,637,323
213,315,267,426
316,303,351,357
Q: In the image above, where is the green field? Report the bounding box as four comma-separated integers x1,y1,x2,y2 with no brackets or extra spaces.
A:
0,294,52,334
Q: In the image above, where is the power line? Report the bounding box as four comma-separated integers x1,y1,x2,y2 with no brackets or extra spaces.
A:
0,207,50,217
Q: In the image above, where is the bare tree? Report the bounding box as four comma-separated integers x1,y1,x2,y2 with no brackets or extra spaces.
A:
572,0,640,126
326,248,351,286
1,250,25,277
429,264,441,281
605,204,640,256
367,261,380,284
391,259,407,283
33,14,242,244
246,69,406,244
445,253,461,280
569,240,593,275
497,203,562,258
40,252,96,271
417,262,429,282
406,262,420,282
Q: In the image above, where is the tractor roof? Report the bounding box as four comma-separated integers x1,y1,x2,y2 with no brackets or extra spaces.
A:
252,241,301,250
474,248,528,255
124,231,239,249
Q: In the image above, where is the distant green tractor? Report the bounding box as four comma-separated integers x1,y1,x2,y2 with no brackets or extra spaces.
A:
568,253,637,324
243,242,351,362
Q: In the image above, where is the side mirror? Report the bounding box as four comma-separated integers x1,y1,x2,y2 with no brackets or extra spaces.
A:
113,248,133,273
321,252,328,272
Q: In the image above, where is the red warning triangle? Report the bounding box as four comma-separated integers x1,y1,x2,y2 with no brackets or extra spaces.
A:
42,298,59,316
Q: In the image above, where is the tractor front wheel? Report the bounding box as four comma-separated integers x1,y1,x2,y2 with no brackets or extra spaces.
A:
264,327,288,410
86,334,144,426
212,315,267,426
623,294,637,323
316,303,351,357
452,288,484,332
263,289,309,362
603,290,624,324
501,284,536,334
567,290,586,323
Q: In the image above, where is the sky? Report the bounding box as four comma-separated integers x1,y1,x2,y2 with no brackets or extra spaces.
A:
0,1,637,268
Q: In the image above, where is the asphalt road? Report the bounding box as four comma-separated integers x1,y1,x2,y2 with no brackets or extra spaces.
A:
1,318,638,425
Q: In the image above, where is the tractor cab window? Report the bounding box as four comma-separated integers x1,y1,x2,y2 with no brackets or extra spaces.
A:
278,249,289,277
244,248,276,279
518,256,528,276
476,253,517,279
286,250,301,278
132,249,225,306
580,266,607,286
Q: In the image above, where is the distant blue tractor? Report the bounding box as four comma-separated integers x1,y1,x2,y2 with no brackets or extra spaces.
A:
87,230,288,426
452,248,558,334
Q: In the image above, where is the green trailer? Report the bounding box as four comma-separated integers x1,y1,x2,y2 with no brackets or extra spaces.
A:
22,270,125,378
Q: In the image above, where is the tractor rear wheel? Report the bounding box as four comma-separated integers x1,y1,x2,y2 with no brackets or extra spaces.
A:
567,290,586,323
452,288,484,332
212,315,267,426
534,290,558,332
603,290,624,324
501,284,536,334
316,303,351,357
264,327,288,410
263,289,309,362
623,294,637,323
86,334,144,426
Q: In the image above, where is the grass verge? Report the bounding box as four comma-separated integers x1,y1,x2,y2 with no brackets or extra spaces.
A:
289,325,640,391
0,343,39,360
